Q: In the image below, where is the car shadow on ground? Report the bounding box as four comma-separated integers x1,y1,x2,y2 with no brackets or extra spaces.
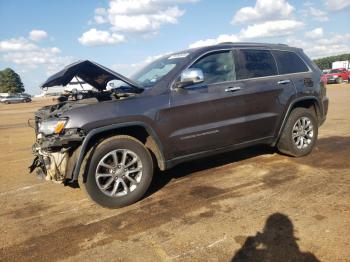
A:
231,213,320,262
145,135,350,198
145,144,276,198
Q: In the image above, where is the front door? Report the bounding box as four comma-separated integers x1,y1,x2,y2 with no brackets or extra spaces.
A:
166,50,248,158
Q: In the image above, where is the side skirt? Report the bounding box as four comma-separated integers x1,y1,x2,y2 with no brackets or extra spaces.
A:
164,136,275,169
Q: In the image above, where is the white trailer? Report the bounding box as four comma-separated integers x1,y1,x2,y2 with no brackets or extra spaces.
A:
332,60,350,69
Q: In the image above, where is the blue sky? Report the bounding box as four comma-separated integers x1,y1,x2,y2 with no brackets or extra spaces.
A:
0,0,349,94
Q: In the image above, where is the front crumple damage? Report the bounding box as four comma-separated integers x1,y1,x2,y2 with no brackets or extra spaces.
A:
29,102,86,183
29,60,143,183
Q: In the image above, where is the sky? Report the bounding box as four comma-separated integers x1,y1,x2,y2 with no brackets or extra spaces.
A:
0,0,350,95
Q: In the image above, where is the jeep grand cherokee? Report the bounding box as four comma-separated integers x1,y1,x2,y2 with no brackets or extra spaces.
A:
30,42,329,208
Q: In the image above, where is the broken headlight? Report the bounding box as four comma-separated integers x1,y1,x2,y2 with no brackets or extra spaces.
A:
38,118,68,135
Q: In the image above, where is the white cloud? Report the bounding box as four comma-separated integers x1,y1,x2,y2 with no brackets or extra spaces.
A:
189,20,303,48
94,7,108,24
189,34,240,48
78,28,125,46
240,20,303,39
308,7,329,21
305,27,324,39
29,30,48,41
109,6,185,32
300,1,329,22
0,33,73,75
81,0,198,46
0,37,37,51
232,0,295,24
2,47,73,74
93,0,197,33
287,34,350,58
324,0,350,11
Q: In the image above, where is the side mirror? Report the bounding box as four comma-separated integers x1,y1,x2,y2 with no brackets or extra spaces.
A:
178,68,204,88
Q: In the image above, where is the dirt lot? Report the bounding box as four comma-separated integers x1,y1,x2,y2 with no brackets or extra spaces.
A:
0,84,349,262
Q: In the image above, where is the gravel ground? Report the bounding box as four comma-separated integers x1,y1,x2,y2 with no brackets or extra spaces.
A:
0,84,349,261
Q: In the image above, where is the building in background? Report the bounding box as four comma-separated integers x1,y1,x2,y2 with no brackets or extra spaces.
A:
332,60,350,70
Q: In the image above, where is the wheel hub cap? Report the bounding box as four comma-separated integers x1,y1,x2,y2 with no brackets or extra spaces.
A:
95,149,143,197
292,116,314,149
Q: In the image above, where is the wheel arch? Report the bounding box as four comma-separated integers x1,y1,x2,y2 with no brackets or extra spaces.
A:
68,121,165,184
273,96,321,146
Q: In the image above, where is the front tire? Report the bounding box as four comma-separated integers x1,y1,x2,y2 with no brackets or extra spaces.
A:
277,108,318,157
83,135,153,208
336,77,343,84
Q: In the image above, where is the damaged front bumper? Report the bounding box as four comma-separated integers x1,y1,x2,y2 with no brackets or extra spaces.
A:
29,126,85,183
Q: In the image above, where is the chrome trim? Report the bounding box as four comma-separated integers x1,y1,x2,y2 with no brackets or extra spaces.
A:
180,68,204,86
225,86,242,92
277,80,291,85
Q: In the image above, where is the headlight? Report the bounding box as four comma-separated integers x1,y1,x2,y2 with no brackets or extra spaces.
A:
38,119,68,135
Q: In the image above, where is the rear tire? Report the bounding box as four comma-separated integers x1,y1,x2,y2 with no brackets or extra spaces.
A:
83,135,154,208
277,108,318,157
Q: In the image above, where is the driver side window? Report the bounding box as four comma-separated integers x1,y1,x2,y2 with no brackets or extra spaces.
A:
190,51,235,85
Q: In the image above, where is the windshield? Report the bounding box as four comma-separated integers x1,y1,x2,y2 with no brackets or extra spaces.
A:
330,69,342,73
130,54,188,88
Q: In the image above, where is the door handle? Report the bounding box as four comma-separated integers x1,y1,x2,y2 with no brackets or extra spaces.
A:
225,86,242,92
277,79,291,85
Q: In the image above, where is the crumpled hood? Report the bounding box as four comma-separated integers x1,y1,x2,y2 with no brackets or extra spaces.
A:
41,60,142,91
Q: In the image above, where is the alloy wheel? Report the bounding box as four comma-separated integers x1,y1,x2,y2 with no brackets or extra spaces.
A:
292,116,314,149
95,149,143,197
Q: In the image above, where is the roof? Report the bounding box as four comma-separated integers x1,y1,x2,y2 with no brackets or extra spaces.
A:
181,42,298,57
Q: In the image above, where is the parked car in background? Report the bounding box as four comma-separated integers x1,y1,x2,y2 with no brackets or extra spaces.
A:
323,68,350,84
0,95,31,104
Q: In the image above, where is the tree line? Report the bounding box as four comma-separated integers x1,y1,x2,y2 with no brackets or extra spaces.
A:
0,68,25,93
313,53,350,70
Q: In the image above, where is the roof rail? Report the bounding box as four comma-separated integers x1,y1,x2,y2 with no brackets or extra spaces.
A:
218,42,235,45
217,42,289,46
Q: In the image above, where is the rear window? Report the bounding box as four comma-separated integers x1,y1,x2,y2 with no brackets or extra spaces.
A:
235,49,278,80
272,50,309,74
330,69,345,73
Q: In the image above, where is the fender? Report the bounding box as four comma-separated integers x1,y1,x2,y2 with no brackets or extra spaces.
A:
68,121,165,183
272,96,322,146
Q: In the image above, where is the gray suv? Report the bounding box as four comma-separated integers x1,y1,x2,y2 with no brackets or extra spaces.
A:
30,42,329,208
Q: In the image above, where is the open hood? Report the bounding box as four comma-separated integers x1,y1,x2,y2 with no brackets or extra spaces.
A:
41,60,142,91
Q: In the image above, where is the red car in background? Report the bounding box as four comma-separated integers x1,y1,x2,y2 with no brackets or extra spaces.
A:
323,68,350,84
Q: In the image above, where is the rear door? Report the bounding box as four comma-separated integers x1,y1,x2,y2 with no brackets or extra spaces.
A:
271,50,311,94
232,48,294,141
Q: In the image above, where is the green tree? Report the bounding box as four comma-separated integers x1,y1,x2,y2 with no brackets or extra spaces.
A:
0,68,25,93
313,53,350,70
